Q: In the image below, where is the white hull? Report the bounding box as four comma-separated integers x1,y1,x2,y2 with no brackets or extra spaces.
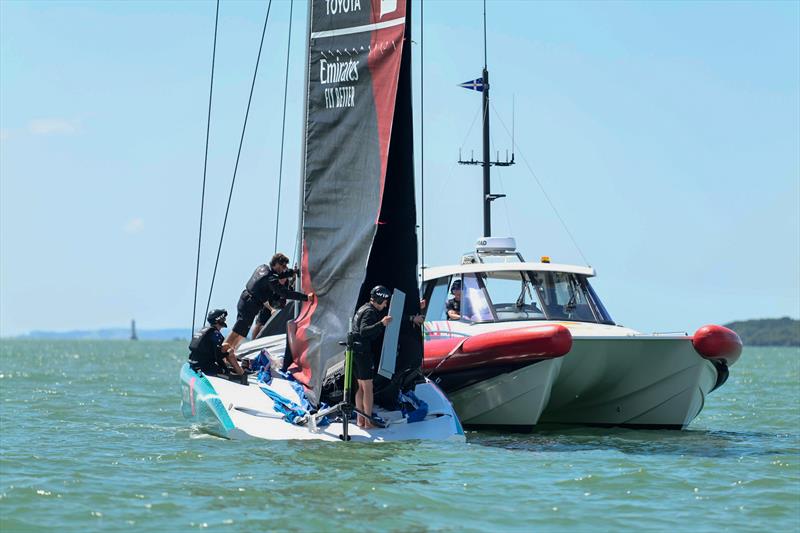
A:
540,336,719,429
448,358,562,428
426,320,724,429
180,363,465,442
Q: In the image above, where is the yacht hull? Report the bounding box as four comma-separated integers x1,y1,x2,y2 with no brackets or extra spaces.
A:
447,358,562,429
423,324,570,429
180,364,464,442
539,336,721,429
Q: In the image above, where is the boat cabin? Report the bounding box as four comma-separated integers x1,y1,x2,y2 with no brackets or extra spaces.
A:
421,238,615,326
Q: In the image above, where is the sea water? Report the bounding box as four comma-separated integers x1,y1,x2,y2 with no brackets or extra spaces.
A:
0,340,797,531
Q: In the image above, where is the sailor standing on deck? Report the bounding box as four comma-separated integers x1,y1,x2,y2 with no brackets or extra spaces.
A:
222,253,313,363
352,286,393,429
189,309,235,375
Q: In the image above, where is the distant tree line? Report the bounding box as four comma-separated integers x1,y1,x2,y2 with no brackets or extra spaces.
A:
724,317,800,347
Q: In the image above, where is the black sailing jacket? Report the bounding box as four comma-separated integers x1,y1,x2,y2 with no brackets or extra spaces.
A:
245,264,307,305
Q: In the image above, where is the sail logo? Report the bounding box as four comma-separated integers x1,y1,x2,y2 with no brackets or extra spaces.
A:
325,0,361,15
320,58,359,84
324,86,356,109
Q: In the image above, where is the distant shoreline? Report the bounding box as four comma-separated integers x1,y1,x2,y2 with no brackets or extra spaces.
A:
5,317,798,346
8,328,191,341
723,317,799,347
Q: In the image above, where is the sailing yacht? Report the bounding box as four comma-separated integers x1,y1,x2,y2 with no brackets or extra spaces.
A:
180,0,464,442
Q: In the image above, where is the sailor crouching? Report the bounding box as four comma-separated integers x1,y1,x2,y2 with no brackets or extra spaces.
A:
352,285,392,429
189,309,236,376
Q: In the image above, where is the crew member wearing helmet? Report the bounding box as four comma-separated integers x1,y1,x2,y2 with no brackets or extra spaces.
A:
189,309,238,375
223,252,314,359
351,285,393,429
446,279,462,320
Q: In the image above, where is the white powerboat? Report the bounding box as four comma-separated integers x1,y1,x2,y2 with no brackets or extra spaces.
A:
421,237,742,430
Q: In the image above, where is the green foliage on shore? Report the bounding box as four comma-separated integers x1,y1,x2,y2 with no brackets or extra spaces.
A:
724,317,800,347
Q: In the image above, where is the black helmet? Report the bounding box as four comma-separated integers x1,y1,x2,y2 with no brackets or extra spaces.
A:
450,279,462,293
207,309,228,327
370,285,391,304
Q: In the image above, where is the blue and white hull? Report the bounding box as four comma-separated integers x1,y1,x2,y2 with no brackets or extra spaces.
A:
180,363,464,442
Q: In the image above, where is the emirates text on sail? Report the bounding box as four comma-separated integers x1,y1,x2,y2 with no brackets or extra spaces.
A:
320,59,360,84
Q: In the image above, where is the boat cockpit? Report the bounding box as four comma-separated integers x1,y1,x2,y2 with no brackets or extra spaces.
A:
421,238,615,326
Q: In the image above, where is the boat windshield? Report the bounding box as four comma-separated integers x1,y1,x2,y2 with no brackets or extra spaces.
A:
459,270,614,324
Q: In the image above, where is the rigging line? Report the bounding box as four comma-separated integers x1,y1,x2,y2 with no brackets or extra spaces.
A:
458,106,481,156
192,0,220,333
273,0,294,255
435,106,481,200
205,0,274,318
420,0,424,273
490,101,591,266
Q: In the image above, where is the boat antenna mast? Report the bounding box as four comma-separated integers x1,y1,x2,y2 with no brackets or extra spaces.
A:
457,0,514,238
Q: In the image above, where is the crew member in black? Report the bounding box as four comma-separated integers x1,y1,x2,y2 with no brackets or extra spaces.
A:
189,309,234,375
446,279,462,320
223,252,313,359
352,285,392,429
250,276,289,339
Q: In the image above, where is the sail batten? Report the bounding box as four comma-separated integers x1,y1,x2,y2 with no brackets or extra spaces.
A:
310,16,404,39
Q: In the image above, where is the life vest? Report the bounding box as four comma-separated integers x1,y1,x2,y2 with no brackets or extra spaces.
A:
188,326,214,352
350,303,379,353
188,326,225,372
245,264,276,303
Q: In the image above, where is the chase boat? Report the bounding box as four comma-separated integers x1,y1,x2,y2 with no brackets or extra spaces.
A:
421,237,742,430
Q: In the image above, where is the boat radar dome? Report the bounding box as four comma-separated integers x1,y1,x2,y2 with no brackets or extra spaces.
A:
475,237,517,253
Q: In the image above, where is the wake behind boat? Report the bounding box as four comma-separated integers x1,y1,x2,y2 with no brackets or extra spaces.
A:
180,0,463,442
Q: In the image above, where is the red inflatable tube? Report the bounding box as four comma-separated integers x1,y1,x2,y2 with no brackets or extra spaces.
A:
423,324,572,374
692,325,742,366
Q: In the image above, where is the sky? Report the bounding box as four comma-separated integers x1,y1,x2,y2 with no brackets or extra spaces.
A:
1,0,798,336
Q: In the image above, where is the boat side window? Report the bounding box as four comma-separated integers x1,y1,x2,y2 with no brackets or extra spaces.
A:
534,272,597,322
461,273,495,323
582,278,614,324
423,277,451,322
482,271,546,322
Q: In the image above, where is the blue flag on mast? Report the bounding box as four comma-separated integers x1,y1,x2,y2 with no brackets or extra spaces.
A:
459,78,485,92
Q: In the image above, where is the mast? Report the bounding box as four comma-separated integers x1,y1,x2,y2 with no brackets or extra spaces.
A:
458,0,514,238
481,2,490,237
482,64,490,237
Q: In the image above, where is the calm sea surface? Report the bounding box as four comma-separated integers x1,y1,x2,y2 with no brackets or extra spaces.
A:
0,340,798,531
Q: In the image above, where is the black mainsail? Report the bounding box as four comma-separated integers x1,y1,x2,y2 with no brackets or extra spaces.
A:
287,0,419,404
